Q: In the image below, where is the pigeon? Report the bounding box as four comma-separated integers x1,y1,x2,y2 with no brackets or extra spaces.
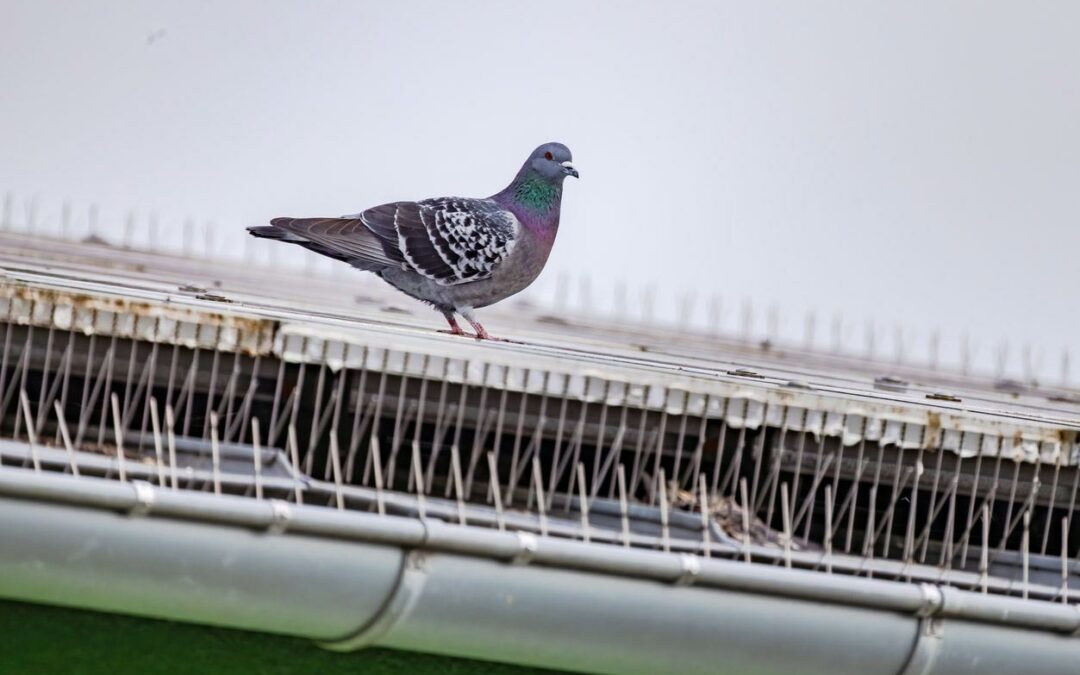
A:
248,143,578,340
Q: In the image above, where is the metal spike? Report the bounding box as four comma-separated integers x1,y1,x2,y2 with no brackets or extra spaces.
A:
994,340,1009,379
1,191,12,229
979,504,989,594
532,456,547,536
617,463,630,547
766,304,778,342
451,444,467,526
1060,517,1069,605
824,484,833,574
53,401,79,477
614,280,628,320
251,418,264,500
1041,450,1064,556
209,412,221,495
677,291,696,328
578,275,593,314
739,477,751,564
698,473,711,558
330,433,345,510
123,211,136,248
148,213,159,251
707,294,722,334
554,271,569,311
109,393,126,482
147,398,164,486
369,436,385,516
658,468,670,552
576,462,591,543
780,482,792,569
182,219,194,256
642,284,656,325
803,311,816,350
165,404,179,490
1021,510,1031,600
410,439,426,518
486,452,505,531
19,390,40,472
286,423,303,504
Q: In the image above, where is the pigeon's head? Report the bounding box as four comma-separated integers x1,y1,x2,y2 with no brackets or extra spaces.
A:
525,142,578,182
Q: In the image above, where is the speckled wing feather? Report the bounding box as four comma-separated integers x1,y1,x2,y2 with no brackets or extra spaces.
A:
271,198,519,286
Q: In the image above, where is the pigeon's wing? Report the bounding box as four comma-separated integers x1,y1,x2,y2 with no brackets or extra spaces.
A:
408,198,520,284
269,198,519,285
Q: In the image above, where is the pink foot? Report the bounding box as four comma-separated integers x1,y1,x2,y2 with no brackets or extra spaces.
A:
441,313,468,336
438,328,471,337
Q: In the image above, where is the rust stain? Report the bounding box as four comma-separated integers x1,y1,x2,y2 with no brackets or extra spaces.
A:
924,411,942,448
0,282,277,356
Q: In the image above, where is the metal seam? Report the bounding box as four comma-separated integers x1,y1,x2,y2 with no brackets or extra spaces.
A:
318,548,429,652
895,585,947,675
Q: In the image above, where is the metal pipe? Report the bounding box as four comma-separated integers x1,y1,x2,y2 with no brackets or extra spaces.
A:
1,488,1078,675
0,469,1077,641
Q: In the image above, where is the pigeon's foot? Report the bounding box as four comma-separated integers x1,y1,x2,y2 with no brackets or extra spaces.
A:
437,328,473,338
441,312,467,336
459,309,497,341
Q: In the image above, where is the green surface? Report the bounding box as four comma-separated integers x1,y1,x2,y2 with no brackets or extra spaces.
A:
0,600,559,675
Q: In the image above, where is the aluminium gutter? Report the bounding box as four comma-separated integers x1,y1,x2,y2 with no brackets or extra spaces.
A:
0,468,1076,675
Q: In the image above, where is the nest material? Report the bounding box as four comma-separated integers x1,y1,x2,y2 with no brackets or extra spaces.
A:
672,488,816,551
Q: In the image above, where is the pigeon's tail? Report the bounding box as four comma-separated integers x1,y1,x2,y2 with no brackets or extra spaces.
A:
247,218,363,266
247,224,302,242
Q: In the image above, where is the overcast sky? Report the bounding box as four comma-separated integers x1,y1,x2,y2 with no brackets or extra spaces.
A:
2,2,1078,379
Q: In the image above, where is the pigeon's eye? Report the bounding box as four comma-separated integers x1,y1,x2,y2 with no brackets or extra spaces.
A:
544,151,553,161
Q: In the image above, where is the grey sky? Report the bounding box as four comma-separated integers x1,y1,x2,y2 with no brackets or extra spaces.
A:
2,1,1078,377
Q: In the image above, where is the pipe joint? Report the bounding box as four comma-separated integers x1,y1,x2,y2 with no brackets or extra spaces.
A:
129,481,155,517
513,532,539,565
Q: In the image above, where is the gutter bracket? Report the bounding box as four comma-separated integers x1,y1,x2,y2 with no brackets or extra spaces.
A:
129,481,155,517
676,554,701,586
898,584,945,675
318,549,428,652
512,532,539,565
267,499,292,534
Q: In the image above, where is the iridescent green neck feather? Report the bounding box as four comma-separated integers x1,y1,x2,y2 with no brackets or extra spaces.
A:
513,173,561,213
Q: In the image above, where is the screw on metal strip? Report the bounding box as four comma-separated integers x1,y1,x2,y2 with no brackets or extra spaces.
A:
129,481,155,516
268,499,292,534
676,554,701,586
513,531,539,565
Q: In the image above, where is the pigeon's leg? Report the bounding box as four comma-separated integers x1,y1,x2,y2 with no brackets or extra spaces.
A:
439,311,467,337
459,307,493,341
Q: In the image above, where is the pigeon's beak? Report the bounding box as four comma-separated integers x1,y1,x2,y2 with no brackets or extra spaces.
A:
560,161,579,178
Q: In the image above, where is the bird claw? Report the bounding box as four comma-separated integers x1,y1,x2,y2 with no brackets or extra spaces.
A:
437,328,472,338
